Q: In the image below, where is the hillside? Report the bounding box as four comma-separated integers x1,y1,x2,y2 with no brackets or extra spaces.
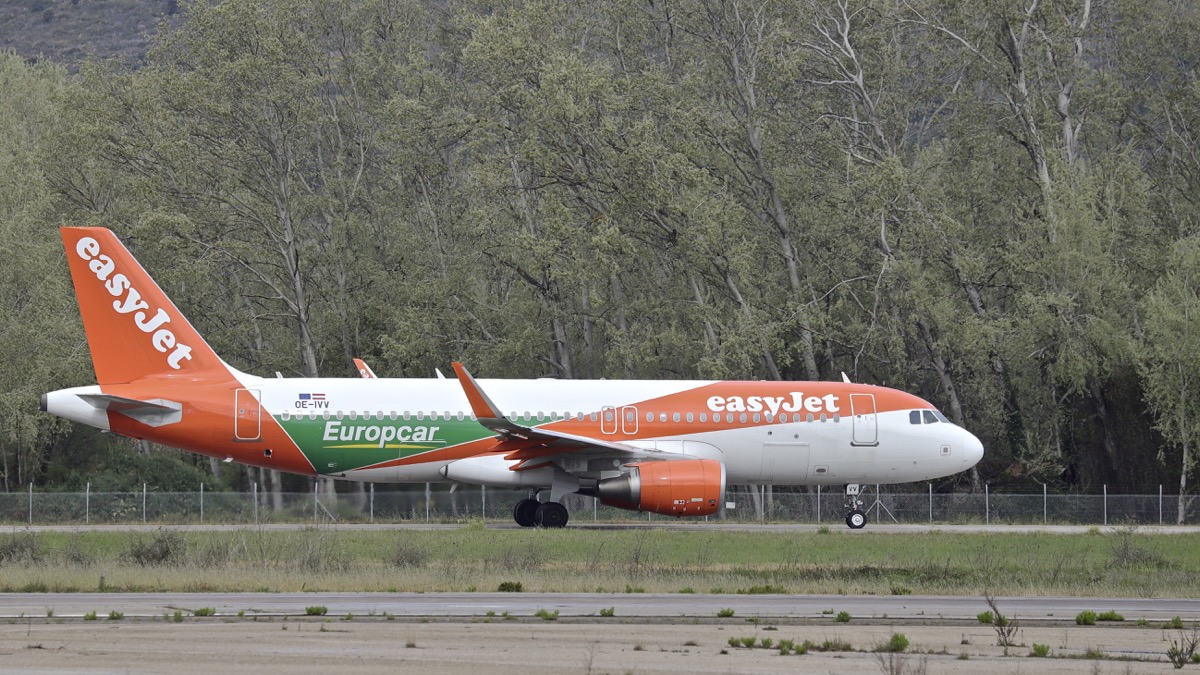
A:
0,0,177,67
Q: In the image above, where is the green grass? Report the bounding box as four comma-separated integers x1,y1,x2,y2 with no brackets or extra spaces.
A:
0,528,1197,595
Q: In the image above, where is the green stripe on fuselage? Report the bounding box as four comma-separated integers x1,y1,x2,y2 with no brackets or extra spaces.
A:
276,415,496,474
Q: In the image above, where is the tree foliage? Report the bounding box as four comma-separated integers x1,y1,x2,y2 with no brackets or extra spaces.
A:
2,0,1199,495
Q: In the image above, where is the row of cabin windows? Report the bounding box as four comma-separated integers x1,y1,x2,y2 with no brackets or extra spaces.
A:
279,409,843,424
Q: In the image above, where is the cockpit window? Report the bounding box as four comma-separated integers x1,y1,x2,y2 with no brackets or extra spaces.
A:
922,410,938,424
933,410,950,423
909,410,921,425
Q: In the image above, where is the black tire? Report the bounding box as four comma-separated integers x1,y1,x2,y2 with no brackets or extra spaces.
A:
534,501,569,528
846,509,867,529
513,498,540,527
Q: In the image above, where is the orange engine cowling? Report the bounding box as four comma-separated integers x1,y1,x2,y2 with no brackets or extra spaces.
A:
595,459,726,517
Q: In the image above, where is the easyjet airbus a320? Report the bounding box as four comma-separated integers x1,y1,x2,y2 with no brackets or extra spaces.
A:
43,227,983,528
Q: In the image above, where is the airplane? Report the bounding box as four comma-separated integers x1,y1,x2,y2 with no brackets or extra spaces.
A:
42,227,984,529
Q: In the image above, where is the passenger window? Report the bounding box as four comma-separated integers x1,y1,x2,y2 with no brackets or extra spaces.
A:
699,412,707,422
660,412,668,422
646,411,654,422
752,413,761,423
739,413,747,423
686,412,694,423
673,412,681,423
923,410,938,424
910,411,921,425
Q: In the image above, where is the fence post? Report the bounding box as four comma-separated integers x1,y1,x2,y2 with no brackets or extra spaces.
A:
28,482,32,526
1043,483,1047,524
369,483,374,523
1159,485,1163,525
313,482,318,523
86,482,90,525
985,484,989,525
142,482,147,524
253,482,258,524
481,484,486,517
200,483,204,524
424,483,431,521
817,485,821,524
1103,484,1107,526
928,483,932,524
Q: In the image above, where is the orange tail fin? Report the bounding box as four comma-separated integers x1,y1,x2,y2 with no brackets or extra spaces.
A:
61,227,228,385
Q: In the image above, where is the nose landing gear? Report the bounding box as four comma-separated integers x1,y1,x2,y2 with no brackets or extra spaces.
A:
844,484,866,529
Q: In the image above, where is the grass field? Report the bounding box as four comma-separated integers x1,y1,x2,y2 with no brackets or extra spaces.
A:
1,524,1196,596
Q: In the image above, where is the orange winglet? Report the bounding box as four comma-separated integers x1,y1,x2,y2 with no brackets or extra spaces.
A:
451,362,504,421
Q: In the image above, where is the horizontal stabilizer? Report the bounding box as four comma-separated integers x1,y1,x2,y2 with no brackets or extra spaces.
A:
77,394,183,427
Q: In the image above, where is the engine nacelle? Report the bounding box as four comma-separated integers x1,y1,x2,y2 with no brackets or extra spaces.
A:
595,459,725,517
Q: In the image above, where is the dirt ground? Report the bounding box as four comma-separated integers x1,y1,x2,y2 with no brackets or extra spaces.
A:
0,617,1187,673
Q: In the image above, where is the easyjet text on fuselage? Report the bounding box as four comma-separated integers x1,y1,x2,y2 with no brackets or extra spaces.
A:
706,392,841,416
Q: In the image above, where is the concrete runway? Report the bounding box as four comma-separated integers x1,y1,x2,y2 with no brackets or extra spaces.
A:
12,522,1200,534
3,591,1199,622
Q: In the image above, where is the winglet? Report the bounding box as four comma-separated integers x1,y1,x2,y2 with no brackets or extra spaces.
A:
451,362,505,422
353,358,377,378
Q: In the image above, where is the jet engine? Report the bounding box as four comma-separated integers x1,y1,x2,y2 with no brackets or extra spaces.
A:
594,459,725,517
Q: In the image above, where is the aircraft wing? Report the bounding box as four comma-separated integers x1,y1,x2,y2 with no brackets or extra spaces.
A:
450,362,671,467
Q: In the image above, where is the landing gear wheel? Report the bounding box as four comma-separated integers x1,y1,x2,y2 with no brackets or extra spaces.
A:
846,509,866,529
513,498,540,527
534,501,569,528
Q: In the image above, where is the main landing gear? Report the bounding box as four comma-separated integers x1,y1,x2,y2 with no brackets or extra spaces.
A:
844,484,866,529
512,492,569,528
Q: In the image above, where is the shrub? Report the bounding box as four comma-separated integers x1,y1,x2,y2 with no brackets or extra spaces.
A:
497,581,523,592
876,633,908,653
173,610,183,623
305,606,328,616
1076,610,1097,625
976,611,994,625
778,639,794,654
534,608,559,621
1030,643,1050,657
107,611,124,621
717,608,735,618
795,640,812,655
0,533,42,565
1165,616,1185,630
599,607,614,617
193,607,215,617
1097,610,1124,622
759,637,773,649
738,636,756,648
125,531,185,567
727,637,740,648
740,584,785,594
390,541,429,568
835,611,851,623
83,611,96,621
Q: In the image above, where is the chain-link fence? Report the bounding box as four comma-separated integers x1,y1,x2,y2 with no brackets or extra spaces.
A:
1,483,1195,525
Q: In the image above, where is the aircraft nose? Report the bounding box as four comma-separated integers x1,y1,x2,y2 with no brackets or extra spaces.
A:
962,428,984,468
